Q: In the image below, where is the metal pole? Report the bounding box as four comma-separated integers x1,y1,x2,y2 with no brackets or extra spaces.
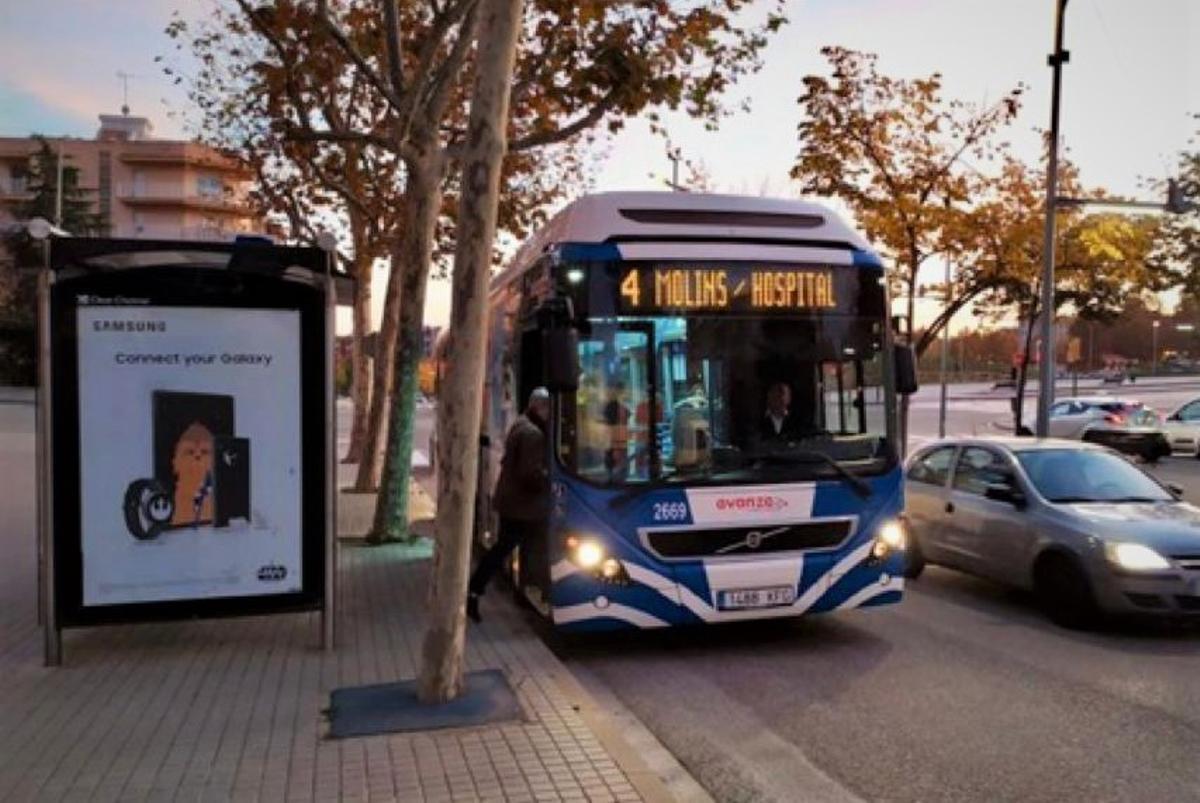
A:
37,248,61,666
322,267,337,652
35,246,47,628
1151,324,1156,375
1036,0,1069,438
54,147,64,228
1088,321,1094,373
938,257,950,439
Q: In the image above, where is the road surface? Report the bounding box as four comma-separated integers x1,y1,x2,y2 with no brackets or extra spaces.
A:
555,380,1200,802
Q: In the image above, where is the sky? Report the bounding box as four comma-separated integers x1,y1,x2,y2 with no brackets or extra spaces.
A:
1,0,1196,333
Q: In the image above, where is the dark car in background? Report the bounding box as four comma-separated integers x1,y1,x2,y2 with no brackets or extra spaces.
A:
1045,397,1169,462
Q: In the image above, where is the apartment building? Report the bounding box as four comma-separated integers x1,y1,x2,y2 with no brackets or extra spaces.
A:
0,112,263,241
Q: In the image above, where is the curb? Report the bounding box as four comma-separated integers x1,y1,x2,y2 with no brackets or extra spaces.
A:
566,662,715,803
528,635,689,803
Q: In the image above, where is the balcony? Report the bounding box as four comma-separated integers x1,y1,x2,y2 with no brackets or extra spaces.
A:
117,142,252,176
117,185,255,216
0,178,33,203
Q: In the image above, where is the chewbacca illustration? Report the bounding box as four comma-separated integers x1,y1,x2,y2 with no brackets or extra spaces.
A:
171,421,215,526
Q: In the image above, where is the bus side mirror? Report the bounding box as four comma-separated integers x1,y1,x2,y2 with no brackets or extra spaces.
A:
545,328,579,392
894,344,918,395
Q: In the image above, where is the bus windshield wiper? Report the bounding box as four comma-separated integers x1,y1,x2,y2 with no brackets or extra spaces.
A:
748,449,872,498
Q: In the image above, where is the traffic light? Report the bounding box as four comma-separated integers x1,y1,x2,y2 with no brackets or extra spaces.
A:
1166,179,1190,214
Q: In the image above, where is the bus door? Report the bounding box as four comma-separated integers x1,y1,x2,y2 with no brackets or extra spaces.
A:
512,322,551,602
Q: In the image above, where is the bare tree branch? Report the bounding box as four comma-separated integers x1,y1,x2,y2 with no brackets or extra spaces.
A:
395,0,478,145
380,0,407,98
509,90,621,152
286,127,394,150
418,2,479,132
315,0,404,111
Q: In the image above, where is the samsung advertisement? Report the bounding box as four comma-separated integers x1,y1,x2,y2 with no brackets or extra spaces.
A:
76,304,303,606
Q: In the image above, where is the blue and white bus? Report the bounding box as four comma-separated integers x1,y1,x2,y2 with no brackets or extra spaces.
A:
476,192,915,631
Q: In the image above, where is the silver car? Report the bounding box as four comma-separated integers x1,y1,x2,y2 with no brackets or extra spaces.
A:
1045,397,1170,463
904,437,1200,627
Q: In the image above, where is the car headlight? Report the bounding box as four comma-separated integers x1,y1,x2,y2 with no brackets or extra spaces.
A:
871,518,907,560
1105,542,1171,572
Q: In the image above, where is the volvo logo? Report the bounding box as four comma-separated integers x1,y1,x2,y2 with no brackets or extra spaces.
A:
714,524,791,555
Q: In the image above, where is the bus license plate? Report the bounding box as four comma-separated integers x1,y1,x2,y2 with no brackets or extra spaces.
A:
718,586,795,610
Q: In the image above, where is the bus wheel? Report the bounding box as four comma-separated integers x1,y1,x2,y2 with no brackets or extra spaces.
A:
903,537,926,580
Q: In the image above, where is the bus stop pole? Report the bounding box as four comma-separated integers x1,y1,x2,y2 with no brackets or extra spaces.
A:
321,267,337,652
37,257,61,667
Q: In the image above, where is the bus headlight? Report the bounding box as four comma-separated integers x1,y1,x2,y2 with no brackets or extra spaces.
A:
565,536,630,584
566,536,605,569
871,518,907,560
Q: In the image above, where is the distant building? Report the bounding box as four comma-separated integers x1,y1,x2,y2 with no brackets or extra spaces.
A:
0,112,264,241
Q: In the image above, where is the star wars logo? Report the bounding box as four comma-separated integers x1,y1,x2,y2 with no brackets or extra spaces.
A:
257,564,288,582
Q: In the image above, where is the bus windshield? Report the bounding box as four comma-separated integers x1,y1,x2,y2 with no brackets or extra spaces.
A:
556,314,893,486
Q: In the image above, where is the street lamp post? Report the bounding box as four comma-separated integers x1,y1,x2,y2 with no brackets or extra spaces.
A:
938,258,951,439
1152,320,1160,375
54,145,64,228
1035,0,1070,438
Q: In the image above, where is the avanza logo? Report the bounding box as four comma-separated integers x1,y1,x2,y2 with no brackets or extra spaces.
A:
714,495,789,512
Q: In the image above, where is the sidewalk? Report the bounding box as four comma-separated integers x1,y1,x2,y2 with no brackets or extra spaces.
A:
0,520,667,803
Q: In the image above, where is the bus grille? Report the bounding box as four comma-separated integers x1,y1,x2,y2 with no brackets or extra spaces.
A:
642,519,855,560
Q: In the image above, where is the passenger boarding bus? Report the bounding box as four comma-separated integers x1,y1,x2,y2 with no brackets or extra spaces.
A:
474,192,916,631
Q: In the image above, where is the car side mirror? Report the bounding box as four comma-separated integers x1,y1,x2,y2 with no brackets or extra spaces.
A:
1167,413,1181,422
984,482,1027,509
893,344,918,395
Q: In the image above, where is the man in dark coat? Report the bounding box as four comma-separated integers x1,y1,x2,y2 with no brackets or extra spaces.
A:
467,387,551,623
758,381,802,443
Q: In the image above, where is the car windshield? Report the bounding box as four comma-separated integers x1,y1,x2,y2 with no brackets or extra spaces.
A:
556,314,893,486
1014,449,1173,503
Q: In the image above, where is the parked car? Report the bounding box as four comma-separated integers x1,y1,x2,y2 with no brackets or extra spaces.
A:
1045,396,1169,462
1162,396,1200,457
904,437,1200,627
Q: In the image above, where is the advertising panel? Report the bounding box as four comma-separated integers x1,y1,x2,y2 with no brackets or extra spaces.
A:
76,304,303,606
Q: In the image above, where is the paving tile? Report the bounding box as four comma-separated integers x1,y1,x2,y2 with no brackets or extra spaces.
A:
0,546,644,803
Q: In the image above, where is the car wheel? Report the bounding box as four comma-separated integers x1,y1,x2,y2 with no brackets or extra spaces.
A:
903,535,926,579
1141,447,1160,465
1033,553,1098,629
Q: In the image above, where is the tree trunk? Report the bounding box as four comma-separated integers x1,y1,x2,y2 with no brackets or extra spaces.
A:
419,0,525,704
343,219,374,464
898,267,917,455
369,152,441,543
354,242,404,491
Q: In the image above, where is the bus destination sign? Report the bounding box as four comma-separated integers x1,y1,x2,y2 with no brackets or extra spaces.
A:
617,265,843,314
